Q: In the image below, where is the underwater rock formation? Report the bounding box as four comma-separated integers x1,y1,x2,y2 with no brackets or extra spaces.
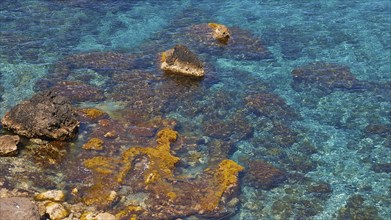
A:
186,24,273,60
50,81,105,103
160,44,205,77
337,194,380,220
1,90,79,140
291,62,358,93
0,197,40,220
245,92,298,122
80,128,244,219
0,135,20,156
244,160,287,189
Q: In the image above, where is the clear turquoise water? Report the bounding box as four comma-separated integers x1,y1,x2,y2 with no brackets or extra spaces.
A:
0,0,390,219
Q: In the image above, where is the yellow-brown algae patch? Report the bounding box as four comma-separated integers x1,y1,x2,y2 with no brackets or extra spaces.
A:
80,108,106,119
82,138,104,151
200,159,244,211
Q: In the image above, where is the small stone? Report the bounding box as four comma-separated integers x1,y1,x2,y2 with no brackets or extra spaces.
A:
0,135,20,156
35,190,66,202
45,202,69,220
82,138,104,150
0,197,40,220
96,212,116,220
160,45,205,77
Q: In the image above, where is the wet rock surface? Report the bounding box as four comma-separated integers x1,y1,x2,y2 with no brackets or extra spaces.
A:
0,135,20,156
1,91,79,140
0,197,40,220
161,44,205,77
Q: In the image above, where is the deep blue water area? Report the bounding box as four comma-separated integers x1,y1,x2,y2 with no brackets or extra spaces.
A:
0,0,390,219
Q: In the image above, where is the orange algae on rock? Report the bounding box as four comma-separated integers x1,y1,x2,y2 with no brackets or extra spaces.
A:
81,128,244,218
200,159,244,211
82,138,104,150
80,108,106,119
117,128,179,184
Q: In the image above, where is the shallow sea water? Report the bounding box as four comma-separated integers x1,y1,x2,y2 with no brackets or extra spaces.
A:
0,0,390,219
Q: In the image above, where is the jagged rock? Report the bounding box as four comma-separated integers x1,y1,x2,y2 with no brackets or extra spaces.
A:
0,197,40,220
1,90,79,140
0,135,20,156
160,45,205,77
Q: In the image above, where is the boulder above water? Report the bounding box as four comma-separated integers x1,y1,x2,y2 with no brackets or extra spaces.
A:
208,23,231,44
0,197,40,220
0,135,20,156
160,44,205,77
1,90,79,140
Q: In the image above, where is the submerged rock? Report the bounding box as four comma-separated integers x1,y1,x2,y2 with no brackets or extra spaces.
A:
244,160,287,189
245,92,298,122
160,44,205,77
0,135,20,156
291,62,358,92
1,90,79,140
0,197,40,220
81,129,244,219
50,81,105,103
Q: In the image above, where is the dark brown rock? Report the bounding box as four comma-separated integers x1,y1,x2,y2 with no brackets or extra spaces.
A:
161,45,205,77
0,135,20,156
291,62,358,91
1,90,79,140
0,197,40,220
244,160,287,189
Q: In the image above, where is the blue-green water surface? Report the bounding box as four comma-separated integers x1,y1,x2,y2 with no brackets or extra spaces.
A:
0,0,390,219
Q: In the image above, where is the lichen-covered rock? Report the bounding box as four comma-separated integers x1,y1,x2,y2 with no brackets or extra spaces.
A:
0,197,40,220
1,90,79,140
160,44,205,77
291,62,358,92
244,160,287,189
35,190,66,202
0,135,20,156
